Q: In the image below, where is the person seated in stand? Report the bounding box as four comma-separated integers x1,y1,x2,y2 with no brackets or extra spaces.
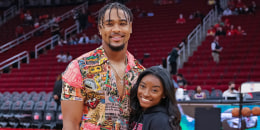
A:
224,18,230,27
58,37,67,46
24,10,33,26
223,7,233,16
65,52,73,63
50,21,61,36
68,35,78,45
236,26,247,35
176,73,187,89
34,19,43,36
147,10,154,17
34,19,40,29
248,1,256,15
39,14,49,22
214,22,221,29
78,33,90,44
223,81,239,100
189,10,204,23
175,83,190,101
175,73,190,101
226,25,238,36
15,25,25,37
222,18,231,31
176,14,186,24
129,66,181,130
215,26,226,36
228,0,236,11
207,25,216,36
235,0,247,14
193,86,207,99
89,34,102,44
56,51,67,63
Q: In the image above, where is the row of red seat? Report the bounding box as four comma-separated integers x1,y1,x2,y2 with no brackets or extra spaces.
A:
0,5,76,44
179,12,260,91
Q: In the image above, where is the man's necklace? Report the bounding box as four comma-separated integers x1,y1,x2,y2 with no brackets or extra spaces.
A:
110,59,127,86
109,57,127,98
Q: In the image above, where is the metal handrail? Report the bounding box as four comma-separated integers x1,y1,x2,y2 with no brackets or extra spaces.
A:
0,0,25,26
3,5,18,22
187,24,201,56
177,42,185,69
0,1,88,53
63,1,89,41
0,24,49,53
177,0,228,69
0,51,29,70
64,23,77,41
35,34,59,59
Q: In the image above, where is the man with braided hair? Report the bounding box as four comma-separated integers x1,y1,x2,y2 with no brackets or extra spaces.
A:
61,2,145,130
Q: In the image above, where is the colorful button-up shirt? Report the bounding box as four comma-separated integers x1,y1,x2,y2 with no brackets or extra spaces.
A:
61,46,145,130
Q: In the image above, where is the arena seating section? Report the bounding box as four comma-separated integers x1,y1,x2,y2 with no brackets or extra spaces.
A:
0,5,76,44
0,6,76,62
179,13,260,92
0,0,210,93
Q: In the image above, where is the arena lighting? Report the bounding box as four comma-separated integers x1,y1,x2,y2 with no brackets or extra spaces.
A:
241,82,260,93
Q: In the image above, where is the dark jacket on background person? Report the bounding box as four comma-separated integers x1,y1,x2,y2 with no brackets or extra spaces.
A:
53,79,62,103
131,105,172,130
169,48,179,63
168,48,179,75
212,41,222,53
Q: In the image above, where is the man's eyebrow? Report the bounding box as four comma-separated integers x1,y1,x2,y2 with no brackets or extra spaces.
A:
104,19,113,22
104,19,128,22
120,19,127,22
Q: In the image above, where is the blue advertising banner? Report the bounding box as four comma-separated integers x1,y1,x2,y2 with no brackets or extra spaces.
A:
179,104,260,130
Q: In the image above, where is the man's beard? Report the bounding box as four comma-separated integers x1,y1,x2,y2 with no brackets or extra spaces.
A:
108,42,125,51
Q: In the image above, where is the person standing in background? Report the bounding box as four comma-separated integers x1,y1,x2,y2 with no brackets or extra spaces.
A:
211,36,223,64
53,74,62,106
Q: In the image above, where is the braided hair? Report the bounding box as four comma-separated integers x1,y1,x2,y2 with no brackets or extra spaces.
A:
98,2,133,28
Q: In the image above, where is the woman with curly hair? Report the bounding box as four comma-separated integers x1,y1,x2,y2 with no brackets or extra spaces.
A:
129,66,181,130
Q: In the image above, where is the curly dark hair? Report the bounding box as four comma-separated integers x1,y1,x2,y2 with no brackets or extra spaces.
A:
129,66,181,130
98,2,133,28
